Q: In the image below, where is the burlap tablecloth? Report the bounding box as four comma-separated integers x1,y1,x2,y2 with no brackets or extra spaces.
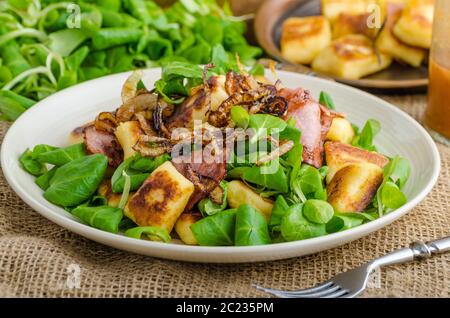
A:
0,94,449,298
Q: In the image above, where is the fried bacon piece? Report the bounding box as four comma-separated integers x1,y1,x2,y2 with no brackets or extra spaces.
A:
172,150,227,211
83,125,123,167
280,87,341,168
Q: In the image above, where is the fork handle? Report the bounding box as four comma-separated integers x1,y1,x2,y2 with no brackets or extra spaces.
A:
369,236,450,270
427,237,450,253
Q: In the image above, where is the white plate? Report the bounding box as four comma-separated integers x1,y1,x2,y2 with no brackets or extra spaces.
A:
1,68,440,263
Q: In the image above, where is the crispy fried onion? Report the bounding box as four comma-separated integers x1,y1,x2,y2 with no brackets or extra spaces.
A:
208,75,286,127
256,140,295,166
249,95,288,116
209,184,225,205
121,70,143,103
116,93,158,122
132,135,172,157
135,111,155,136
94,112,118,133
152,97,172,138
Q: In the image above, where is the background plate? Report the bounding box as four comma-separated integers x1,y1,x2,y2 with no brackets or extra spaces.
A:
254,0,429,92
0,68,439,263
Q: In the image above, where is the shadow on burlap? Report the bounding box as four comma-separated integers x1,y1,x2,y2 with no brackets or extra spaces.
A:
0,94,448,298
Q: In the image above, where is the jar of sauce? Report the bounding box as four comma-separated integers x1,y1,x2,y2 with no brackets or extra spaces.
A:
425,0,450,145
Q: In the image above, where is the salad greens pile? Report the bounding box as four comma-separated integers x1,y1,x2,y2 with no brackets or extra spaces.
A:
188,108,410,246
0,0,261,121
17,56,411,247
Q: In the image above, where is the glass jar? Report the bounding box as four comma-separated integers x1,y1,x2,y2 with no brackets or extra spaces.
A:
424,0,450,145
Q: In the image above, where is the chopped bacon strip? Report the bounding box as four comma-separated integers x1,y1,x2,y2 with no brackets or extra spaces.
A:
279,87,322,167
172,150,227,211
279,88,342,168
83,125,123,167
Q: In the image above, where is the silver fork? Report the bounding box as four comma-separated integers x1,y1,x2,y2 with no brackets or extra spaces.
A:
254,236,450,298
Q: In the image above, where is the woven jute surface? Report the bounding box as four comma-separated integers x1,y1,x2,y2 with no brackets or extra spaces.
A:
0,94,449,298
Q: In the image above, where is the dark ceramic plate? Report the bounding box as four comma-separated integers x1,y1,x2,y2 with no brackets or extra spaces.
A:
254,0,429,93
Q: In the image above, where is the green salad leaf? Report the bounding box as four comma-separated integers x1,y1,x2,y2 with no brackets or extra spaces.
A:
0,90,35,121
376,155,410,216
326,215,364,233
352,119,381,151
43,154,108,207
191,209,236,246
35,143,86,166
125,226,171,242
71,205,123,233
380,181,407,210
302,199,334,224
269,195,290,229
241,159,289,193
280,204,327,241
319,91,335,110
230,105,250,129
235,204,271,246
0,0,261,121
35,166,58,190
248,114,287,143
111,153,169,193
129,153,170,172
19,149,47,176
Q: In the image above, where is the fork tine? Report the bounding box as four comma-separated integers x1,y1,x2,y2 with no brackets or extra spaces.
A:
255,283,343,298
322,289,349,298
253,281,333,296
276,285,341,298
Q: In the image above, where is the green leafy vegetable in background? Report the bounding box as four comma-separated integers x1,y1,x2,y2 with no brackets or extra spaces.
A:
44,154,108,207
0,90,35,120
191,209,236,246
0,0,261,121
235,204,271,246
71,205,123,233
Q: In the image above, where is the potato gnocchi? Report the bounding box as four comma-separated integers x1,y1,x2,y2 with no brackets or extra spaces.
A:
281,0,435,79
